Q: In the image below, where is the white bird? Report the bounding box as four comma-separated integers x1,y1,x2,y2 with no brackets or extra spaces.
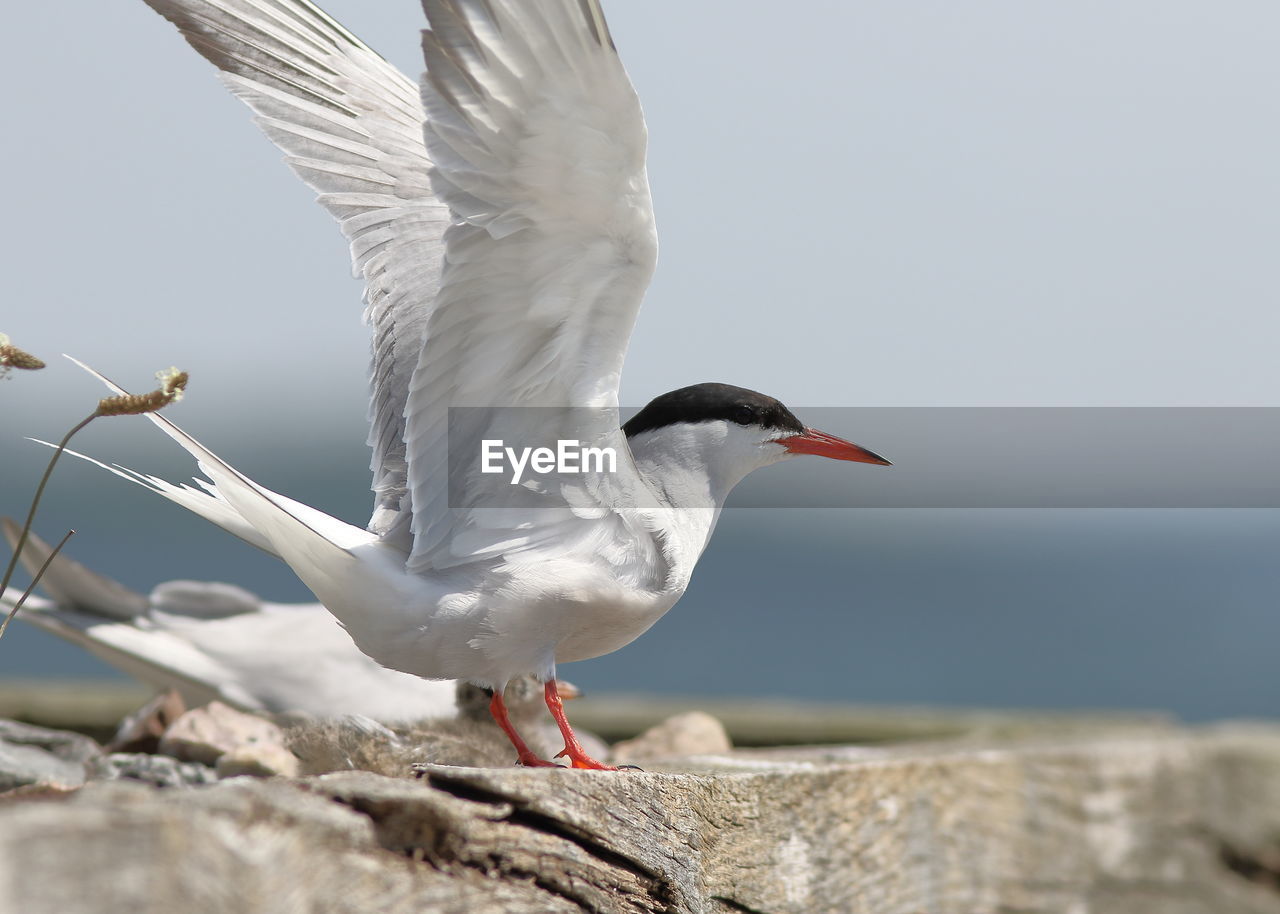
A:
68,0,890,769
1,520,457,720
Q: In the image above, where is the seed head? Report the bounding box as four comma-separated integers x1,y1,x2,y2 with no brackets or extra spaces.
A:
157,367,189,402
0,333,46,377
96,367,190,417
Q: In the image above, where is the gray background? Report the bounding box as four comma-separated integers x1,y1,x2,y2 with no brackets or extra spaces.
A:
2,1,1278,720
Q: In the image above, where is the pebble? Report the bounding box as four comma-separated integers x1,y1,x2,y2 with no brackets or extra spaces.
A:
88,752,217,788
0,720,101,792
216,743,300,779
159,701,289,766
108,689,187,754
610,711,732,763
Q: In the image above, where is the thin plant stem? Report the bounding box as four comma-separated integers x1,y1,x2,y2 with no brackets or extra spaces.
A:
0,529,74,641
0,411,97,605
0,364,186,641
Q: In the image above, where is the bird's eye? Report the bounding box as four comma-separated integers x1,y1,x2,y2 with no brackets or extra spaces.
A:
733,405,756,425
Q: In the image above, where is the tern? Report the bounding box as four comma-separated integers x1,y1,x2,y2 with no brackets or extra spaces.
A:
2,521,580,742
76,0,890,769
1,520,457,721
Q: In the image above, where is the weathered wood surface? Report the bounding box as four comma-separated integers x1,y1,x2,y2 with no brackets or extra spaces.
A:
1,725,1278,913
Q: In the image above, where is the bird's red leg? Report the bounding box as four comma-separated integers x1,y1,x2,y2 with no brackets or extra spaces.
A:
545,679,618,770
489,690,558,768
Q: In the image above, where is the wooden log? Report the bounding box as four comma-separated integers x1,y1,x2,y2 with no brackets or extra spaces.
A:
0,725,1278,913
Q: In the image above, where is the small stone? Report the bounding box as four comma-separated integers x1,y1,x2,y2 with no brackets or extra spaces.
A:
610,711,732,764
0,743,87,792
216,744,300,779
88,752,217,788
0,719,101,766
0,720,102,792
159,701,286,766
108,689,187,754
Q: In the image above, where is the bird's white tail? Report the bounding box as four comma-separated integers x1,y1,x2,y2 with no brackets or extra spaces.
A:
59,358,375,584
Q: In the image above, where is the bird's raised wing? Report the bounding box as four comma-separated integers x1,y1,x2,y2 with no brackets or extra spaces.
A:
142,0,659,572
140,0,449,535
404,0,658,571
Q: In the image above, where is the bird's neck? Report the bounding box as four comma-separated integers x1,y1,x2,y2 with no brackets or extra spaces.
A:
621,424,761,586
625,425,745,514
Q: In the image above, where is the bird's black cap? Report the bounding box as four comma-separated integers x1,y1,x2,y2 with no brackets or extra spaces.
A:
623,383,805,439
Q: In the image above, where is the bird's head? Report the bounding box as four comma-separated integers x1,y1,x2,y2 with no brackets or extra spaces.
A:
623,382,890,498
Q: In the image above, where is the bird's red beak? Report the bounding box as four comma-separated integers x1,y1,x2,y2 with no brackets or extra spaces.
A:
777,428,892,465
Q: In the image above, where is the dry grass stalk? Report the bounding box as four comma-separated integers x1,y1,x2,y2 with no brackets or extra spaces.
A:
0,365,190,641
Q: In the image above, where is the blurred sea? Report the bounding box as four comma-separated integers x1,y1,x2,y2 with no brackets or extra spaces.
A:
1,423,1277,722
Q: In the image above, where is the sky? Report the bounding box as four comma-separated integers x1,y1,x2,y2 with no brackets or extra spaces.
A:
2,0,1278,427
0,1,1278,718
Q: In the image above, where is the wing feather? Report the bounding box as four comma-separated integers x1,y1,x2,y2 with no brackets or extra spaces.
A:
403,0,657,569
142,0,658,573
140,0,448,536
